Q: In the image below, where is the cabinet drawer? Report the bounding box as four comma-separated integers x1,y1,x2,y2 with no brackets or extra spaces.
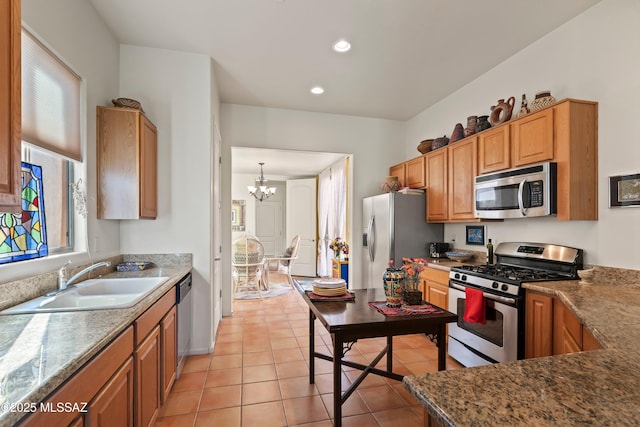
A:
135,288,176,346
422,267,449,286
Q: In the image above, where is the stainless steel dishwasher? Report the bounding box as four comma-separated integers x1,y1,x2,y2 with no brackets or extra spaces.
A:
176,273,192,378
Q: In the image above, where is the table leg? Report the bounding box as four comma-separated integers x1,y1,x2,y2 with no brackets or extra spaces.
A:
387,335,393,372
437,324,446,371
309,310,315,384
333,332,343,427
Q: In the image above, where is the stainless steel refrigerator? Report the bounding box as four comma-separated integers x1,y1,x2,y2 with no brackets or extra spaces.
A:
362,192,443,288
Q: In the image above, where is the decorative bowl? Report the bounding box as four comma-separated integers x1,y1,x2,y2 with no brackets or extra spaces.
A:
112,97,145,112
417,139,433,154
432,135,450,150
577,268,595,284
445,251,474,262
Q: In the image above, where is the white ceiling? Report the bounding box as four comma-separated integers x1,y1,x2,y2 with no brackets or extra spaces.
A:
89,0,600,122
89,0,600,177
231,147,346,177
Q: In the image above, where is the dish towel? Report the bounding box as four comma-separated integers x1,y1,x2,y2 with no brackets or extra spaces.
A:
463,287,486,324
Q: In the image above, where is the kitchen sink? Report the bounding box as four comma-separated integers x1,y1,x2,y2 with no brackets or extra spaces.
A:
1,277,170,314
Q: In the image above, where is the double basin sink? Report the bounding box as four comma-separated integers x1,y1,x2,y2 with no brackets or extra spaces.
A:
1,276,169,315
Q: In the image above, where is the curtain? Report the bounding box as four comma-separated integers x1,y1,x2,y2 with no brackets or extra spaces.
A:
317,169,332,277
331,160,347,250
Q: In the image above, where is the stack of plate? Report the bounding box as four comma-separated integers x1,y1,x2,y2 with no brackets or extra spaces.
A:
312,278,347,296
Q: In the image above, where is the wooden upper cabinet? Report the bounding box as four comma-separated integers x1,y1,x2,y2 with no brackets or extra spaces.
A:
478,125,510,174
448,138,477,221
389,163,406,187
405,156,426,188
97,106,158,219
554,100,598,221
425,149,448,222
0,0,21,213
511,108,554,167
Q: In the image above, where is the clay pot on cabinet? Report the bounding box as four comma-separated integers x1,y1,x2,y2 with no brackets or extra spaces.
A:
464,116,477,136
529,91,556,112
417,139,433,154
431,135,449,150
450,123,465,143
381,176,402,193
476,115,491,132
488,96,516,126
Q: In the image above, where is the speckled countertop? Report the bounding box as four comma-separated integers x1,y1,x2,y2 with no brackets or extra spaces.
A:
0,256,192,427
404,267,640,426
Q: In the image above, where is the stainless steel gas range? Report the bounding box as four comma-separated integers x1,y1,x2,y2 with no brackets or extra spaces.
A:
447,242,583,367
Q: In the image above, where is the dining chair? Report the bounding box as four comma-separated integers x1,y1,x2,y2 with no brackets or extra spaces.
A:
264,235,300,288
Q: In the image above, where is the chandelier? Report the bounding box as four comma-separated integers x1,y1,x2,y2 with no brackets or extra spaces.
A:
248,162,276,202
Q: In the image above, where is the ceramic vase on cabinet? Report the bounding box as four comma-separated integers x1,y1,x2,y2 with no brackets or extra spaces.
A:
381,176,402,193
529,91,556,112
489,96,516,126
382,268,405,307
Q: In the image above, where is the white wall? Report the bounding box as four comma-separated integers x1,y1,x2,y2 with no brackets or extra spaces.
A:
221,105,405,310
118,45,218,354
1,0,120,283
404,0,640,269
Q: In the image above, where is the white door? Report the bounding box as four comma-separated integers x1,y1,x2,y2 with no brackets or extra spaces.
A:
212,120,222,335
286,178,317,277
256,200,283,257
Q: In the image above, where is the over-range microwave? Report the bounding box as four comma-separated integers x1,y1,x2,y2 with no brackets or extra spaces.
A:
474,162,557,219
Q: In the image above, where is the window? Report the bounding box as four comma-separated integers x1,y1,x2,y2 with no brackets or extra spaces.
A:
0,28,81,264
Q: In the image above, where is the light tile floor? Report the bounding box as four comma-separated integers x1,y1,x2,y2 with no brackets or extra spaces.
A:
155,284,462,427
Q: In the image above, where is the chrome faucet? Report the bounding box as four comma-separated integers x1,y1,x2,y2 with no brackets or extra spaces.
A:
58,260,112,291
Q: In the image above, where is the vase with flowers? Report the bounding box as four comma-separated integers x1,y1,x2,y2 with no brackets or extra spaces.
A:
401,257,428,305
329,237,349,260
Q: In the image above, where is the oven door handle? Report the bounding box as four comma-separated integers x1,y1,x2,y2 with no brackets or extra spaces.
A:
450,282,517,305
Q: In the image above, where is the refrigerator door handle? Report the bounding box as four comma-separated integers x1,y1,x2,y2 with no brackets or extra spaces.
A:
368,216,375,262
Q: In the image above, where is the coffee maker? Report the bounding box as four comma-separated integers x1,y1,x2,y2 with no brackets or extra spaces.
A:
429,242,450,258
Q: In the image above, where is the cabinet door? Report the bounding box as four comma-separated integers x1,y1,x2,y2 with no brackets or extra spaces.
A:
553,299,582,355
135,326,161,427
87,357,134,427
0,0,21,212
161,306,177,405
425,149,448,222
448,138,477,221
389,163,406,187
582,326,603,351
478,126,510,174
512,108,554,167
140,115,157,218
405,156,426,188
525,291,554,358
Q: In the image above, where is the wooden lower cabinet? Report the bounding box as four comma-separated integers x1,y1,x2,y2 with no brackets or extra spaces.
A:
525,291,554,358
20,286,180,427
135,326,161,427
420,267,449,310
161,306,177,404
87,357,134,427
21,328,135,427
525,290,602,358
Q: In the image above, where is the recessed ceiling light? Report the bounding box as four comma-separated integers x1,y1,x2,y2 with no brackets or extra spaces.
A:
310,86,325,95
332,39,351,53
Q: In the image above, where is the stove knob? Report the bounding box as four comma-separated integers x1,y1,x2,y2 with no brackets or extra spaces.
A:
461,275,467,281
454,273,460,280
501,284,509,292
492,282,499,289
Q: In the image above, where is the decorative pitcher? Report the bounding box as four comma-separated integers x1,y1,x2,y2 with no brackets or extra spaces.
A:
382,268,405,307
488,96,516,126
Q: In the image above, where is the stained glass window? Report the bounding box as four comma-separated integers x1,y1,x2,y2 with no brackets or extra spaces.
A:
0,162,48,264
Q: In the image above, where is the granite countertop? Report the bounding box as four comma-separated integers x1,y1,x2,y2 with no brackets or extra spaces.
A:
0,263,191,427
403,276,640,426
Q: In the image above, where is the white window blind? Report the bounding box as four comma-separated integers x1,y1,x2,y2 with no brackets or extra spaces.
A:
21,29,81,161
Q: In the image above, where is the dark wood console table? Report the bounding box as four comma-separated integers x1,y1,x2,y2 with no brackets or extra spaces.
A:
300,287,456,427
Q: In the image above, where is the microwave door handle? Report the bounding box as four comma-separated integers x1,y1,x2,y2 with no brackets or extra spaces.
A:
518,179,528,216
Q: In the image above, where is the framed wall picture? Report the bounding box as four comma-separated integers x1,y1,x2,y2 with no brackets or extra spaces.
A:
231,200,246,231
609,173,640,208
466,225,485,246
